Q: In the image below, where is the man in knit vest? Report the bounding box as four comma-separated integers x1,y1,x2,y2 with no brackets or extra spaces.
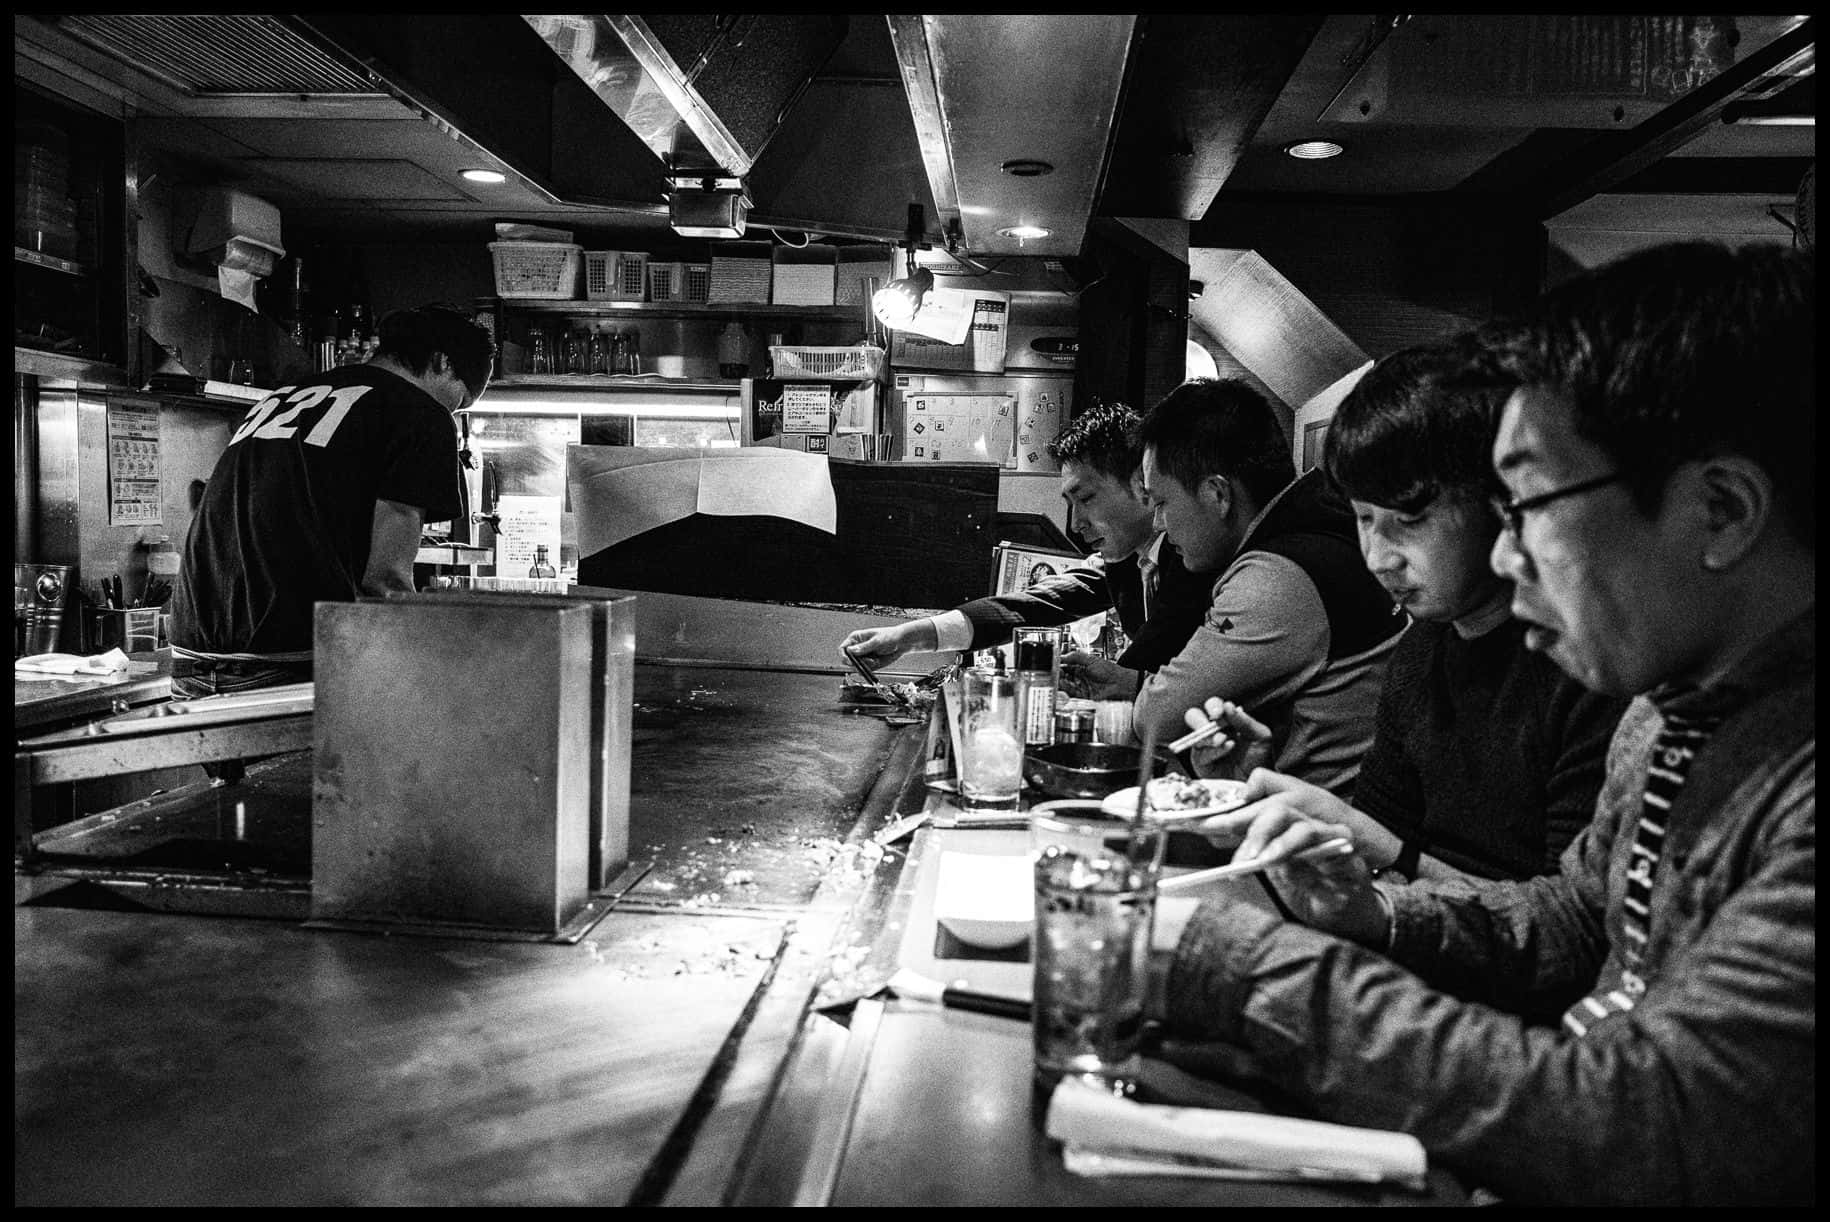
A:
1145,242,1814,1205
1124,378,1406,795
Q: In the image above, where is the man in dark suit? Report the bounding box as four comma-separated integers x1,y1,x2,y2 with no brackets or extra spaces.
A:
839,402,1209,682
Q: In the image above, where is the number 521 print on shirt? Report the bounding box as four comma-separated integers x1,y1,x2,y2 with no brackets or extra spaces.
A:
226,383,374,449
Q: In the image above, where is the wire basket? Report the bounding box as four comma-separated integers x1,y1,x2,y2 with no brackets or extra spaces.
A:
769,344,886,382
683,263,711,303
488,241,581,300
584,250,649,301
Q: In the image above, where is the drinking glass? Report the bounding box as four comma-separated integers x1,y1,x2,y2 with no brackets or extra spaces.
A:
1030,805,1165,1095
957,668,1022,812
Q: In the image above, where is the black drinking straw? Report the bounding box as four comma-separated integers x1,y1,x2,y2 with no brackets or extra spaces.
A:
1129,720,1159,865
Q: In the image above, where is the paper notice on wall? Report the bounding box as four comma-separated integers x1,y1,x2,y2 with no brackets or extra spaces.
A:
494,494,563,576
106,400,163,526
782,384,833,434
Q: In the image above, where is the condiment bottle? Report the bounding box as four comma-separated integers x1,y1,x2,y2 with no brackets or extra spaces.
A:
527,544,557,579
1013,626,1063,747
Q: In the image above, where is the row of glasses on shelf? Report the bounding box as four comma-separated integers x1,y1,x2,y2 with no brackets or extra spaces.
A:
528,324,641,375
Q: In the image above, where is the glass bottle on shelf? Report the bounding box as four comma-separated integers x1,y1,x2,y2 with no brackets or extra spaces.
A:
529,327,550,374
566,327,588,375
527,544,557,580
625,329,641,375
589,324,610,375
611,330,630,375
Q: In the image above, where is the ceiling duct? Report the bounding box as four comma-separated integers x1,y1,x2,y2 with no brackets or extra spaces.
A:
526,14,848,234
45,14,380,96
886,15,1135,257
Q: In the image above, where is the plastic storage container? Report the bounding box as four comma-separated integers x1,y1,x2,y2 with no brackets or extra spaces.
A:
767,344,886,381
488,241,581,299
584,251,648,302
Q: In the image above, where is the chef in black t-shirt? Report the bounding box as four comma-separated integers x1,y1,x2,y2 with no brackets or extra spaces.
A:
171,304,495,699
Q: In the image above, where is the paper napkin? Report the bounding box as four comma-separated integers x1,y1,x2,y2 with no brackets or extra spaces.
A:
1045,1075,1427,1189
15,648,131,676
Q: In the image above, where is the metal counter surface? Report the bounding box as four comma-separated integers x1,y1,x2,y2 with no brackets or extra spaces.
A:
15,663,927,1206
13,650,171,732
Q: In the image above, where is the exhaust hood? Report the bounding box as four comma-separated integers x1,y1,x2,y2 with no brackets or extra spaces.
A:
524,15,847,237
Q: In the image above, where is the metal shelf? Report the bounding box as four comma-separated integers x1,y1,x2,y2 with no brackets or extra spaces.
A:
14,246,90,277
489,374,741,391
13,345,130,387
484,297,862,322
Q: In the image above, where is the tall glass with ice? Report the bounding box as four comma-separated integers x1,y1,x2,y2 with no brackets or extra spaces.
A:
1029,805,1165,1095
957,667,1023,812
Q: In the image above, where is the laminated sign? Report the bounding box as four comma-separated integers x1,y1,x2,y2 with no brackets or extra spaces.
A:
902,393,1016,466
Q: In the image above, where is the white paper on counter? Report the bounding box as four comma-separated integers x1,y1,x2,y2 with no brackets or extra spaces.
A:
1044,1076,1427,1189
568,445,837,558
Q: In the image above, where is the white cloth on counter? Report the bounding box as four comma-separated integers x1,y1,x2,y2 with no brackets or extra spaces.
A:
14,648,131,676
1045,1075,1428,1189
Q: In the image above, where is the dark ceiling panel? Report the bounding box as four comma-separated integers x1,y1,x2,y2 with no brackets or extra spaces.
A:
292,12,663,210
744,78,937,241
1612,156,1815,197
1497,16,1815,218
637,13,850,170
1097,14,1326,220
246,158,470,202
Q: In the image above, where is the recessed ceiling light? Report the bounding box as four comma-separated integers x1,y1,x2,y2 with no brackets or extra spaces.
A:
999,159,1054,177
1284,140,1344,161
460,168,508,184
997,224,1052,240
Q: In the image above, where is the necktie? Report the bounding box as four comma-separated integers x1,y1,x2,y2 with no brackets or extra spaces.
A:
1137,553,1158,622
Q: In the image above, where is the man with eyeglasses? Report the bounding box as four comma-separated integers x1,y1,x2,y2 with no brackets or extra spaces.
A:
1143,242,1814,1205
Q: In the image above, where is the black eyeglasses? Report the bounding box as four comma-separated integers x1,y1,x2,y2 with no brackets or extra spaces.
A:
1489,471,1628,539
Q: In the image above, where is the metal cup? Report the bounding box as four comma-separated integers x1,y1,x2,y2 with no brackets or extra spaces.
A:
15,563,73,656
86,606,161,654
1029,805,1165,1095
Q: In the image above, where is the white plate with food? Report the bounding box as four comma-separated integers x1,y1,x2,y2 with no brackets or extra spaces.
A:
1100,774,1250,824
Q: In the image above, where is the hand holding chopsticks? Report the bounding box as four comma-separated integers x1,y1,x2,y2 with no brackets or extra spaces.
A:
1158,837,1354,892
1169,697,1275,775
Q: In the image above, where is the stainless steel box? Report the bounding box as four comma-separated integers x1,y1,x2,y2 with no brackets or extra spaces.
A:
401,582,636,891
312,597,610,936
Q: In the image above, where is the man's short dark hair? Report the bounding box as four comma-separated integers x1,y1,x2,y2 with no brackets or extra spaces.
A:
1324,339,1507,515
1484,241,1814,548
1136,378,1295,507
376,304,497,399
1047,401,1142,484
